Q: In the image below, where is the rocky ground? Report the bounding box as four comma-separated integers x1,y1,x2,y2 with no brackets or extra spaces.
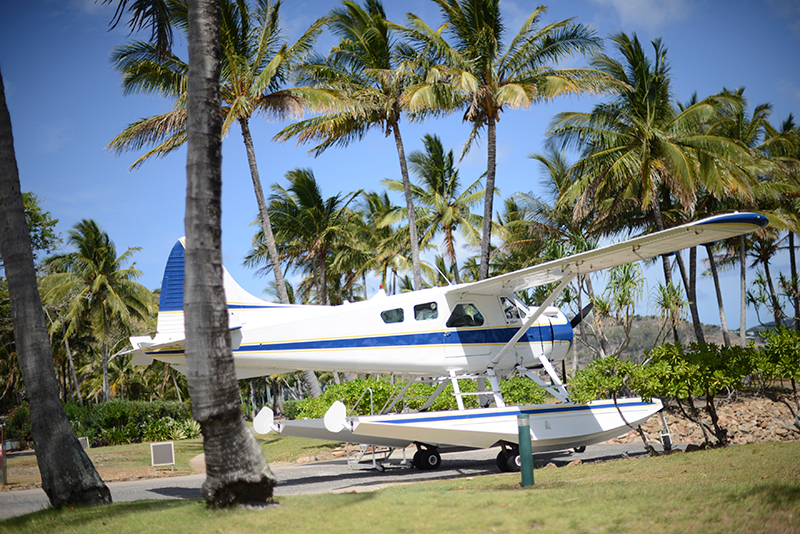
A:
609,391,800,447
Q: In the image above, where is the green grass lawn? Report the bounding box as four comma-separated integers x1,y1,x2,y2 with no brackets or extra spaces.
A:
2,441,798,534
2,434,342,487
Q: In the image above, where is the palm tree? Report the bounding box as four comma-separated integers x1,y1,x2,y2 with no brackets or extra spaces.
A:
549,33,756,341
0,71,111,508
109,0,328,400
275,0,426,291
108,0,328,307
104,0,277,507
249,168,359,307
183,0,276,506
405,1,609,280
383,133,484,284
40,220,155,402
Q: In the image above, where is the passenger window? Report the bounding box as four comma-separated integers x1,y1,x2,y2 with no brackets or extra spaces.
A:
446,303,485,327
380,308,404,324
414,302,439,321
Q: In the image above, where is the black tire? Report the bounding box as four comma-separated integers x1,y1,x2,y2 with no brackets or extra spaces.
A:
496,450,511,472
420,449,441,470
412,450,422,470
506,450,521,472
573,446,586,453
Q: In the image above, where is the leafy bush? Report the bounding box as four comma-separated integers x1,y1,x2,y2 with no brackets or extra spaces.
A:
64,400,194,447
5,402,31,442
294,377,548,419
500,376,548,405
283,400,301,420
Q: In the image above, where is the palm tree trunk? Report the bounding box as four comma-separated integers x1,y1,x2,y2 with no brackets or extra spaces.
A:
479,116,497,280
584,276,612,358
391,124,422,291
705,244,731,347
102,316,111,402
170,366,183,403
651,199,680,344
64,336,83,406
241,118,322,399
791,232,799,330
740,235,747,347
185,0,275,506
675,248,705,343
238,117,290,305
0,71,110,508
763,260,783,328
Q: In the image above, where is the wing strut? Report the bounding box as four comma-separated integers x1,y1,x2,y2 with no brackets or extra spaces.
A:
484,274,575,404
487,274,576,372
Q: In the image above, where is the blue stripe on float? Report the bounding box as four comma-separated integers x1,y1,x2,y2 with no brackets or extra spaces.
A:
375,400,656,425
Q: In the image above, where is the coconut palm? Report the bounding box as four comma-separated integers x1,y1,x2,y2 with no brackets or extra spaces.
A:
249,168,360,306
182,0,277,506
550,33,754,257
550,33,759,342
0,72,111,508
383,133,484,284
276,0,426,291
40,220,155,402
405,1,609,280
108,0,328,308
104,0,277,507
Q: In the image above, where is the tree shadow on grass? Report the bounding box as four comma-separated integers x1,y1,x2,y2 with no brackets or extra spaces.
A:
725,483,800,510
0,500,198,530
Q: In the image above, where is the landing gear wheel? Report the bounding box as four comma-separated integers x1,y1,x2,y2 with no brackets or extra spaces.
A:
412,451,422,470
506,450,522,472
419,449,441,470
573,446,586,453
496,450,511,472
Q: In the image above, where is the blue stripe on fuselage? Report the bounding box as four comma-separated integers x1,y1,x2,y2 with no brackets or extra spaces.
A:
234,322,574,353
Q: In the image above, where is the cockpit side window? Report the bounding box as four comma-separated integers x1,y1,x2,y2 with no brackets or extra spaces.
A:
380,308,404,324
500,296,522,321
414,302,439,321
446,303,485,328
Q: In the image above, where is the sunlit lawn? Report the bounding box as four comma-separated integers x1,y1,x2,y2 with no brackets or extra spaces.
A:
2,441,799,534
2,433,342,487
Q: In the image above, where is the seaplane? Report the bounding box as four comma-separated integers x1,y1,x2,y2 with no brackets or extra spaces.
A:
128,212,768,471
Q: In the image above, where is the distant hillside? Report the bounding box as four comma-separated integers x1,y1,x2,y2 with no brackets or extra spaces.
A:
567,315,755,370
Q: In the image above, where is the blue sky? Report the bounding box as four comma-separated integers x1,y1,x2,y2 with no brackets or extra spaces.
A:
2,0,800,330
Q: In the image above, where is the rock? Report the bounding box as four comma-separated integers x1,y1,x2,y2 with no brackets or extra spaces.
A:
567,459,582,467
544,462,557,469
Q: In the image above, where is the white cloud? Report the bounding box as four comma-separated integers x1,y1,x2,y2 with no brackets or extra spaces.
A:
589,0,691,31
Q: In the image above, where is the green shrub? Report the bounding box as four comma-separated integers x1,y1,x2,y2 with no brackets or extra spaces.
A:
5,402,31,442
293,377,548,419
283,399,301,420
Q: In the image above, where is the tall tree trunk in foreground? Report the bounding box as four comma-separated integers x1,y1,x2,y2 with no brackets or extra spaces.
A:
185,0,275,506
0,71,110,508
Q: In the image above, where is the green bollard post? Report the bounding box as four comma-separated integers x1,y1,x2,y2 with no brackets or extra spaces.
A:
517,413,534,487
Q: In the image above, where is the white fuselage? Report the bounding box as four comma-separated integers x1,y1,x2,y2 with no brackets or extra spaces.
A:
146,284,573,379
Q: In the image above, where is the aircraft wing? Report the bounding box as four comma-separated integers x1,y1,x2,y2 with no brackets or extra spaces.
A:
451,212,768,297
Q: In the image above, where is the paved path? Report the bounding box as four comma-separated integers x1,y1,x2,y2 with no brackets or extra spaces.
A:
0,443,667,521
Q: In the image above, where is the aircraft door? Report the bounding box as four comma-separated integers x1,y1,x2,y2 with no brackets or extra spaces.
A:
443,301,489,370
